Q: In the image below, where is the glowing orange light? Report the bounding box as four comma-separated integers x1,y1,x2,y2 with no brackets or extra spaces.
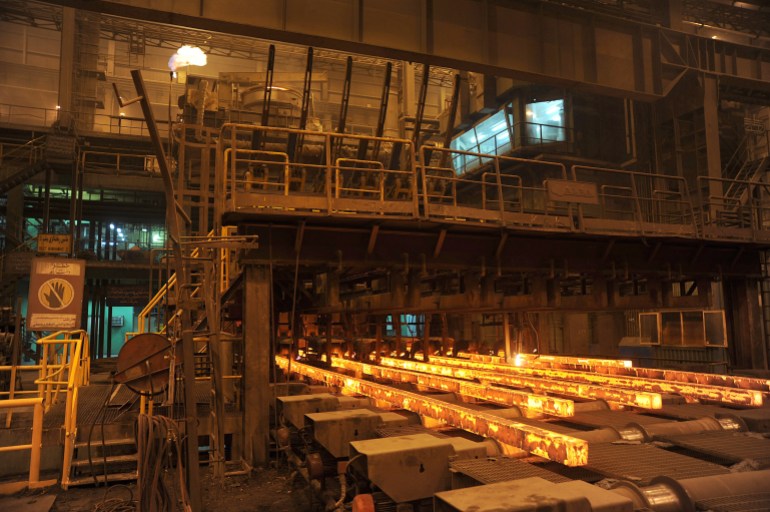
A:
276,355,588,466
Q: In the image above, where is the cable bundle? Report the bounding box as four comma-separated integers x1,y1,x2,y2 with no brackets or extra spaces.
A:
136,414,192,512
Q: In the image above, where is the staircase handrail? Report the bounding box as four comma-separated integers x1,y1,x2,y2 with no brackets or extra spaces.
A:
136,229,216,333
0,135,47,164
723,133,750,182
32,330,90,490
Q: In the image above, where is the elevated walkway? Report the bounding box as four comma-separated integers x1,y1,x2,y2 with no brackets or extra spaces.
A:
215,124,770,246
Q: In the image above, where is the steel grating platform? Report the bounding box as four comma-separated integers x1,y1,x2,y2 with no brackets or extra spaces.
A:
695,492,770,512
449,457,571,485
585,443,729,485
107,385,138,407
658,431,770,467
565,409,672,429
40,384,132,429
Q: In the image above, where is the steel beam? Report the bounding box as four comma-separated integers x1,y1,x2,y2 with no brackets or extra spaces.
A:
44,0,770,101
378,357,663,409
330,357,575,417
275,356,588,466
463,352,633,370
463,352,770,393
429,356,764,407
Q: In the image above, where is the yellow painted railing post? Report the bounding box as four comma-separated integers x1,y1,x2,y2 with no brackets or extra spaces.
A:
29,400,43,486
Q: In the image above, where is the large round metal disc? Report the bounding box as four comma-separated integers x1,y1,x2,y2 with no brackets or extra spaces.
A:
115,333,172,395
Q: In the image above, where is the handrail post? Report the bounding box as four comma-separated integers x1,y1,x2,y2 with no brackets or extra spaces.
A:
29,400,43,486
493,157,506,224
326,134,333,212
629,172,645,237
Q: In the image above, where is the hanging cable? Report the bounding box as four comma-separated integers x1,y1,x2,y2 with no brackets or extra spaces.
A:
135,414,192,512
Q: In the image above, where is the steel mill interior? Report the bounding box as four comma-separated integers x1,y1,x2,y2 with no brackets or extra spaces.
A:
2,1,770,511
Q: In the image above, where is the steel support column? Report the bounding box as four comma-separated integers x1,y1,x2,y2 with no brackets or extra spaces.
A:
703,74,723,206
243,265,272,467
724,277,769,370
57,7,75,124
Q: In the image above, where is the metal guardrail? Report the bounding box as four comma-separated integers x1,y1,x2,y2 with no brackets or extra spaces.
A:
0,330,89,491
215,130,770,241
79,150,160,176
218,123,418,219
421,146,574,230
571,165,698,238
0,397,52,494
35,330,91,490
697,175,770,242
0,104,170,139
135,227,241,337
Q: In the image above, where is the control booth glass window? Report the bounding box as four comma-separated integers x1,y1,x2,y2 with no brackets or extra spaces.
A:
525,99,565,144
450,108,511,175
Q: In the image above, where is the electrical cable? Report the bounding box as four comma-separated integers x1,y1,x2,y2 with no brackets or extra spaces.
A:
87,380,117,486
92,484,136,512
135,413,192,512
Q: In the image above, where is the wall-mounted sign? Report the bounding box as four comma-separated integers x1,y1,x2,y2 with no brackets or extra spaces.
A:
545,180,599,205
4,252,35,275
37,234,72,254
26,258,85,331
105,285,148,307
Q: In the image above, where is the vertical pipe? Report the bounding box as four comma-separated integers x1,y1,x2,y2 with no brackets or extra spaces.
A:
105,224,111,261
374,316,383,363
412,63,430,149
97,283,105,359
42,166,52,233
439,74,461,169
106,303,113,358
394,314,402,357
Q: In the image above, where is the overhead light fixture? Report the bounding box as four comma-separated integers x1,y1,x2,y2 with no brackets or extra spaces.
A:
712,35,718,39
168,45,207,71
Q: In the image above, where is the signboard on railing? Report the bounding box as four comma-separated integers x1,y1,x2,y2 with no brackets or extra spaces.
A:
26,258,85,331
545,179,599,205
37,234,72,254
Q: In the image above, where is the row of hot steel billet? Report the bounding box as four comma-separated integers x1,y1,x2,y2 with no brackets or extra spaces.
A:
462,352,770,393
427,355,764,407
275,355,589,466
378,357,663,409
330,357,575,417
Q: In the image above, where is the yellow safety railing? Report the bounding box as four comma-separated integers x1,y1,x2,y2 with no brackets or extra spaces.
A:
0,398,56,494
135,227,241,338
135,229,215,335
0,330,89,491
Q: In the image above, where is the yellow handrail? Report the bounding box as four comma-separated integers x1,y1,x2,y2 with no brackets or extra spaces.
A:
28,330,89,490
136,228,241,335
0,398,55,494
